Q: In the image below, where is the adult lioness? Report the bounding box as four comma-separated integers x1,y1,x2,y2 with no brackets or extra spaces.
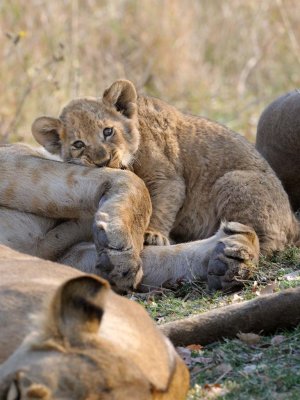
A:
0,245,189,399
32,80,299,258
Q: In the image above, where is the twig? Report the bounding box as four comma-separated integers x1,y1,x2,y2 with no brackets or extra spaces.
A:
276,0,300,65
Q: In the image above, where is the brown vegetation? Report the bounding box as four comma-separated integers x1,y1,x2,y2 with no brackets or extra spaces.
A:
1,0,300,143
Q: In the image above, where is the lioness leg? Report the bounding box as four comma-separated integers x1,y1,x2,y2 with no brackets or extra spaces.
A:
36,219,93,260
141,221,259,291
61,221,259,292
59,242,98,273
0,145,151,289
92,169,151,291
0,207,93,261
0,207,56,257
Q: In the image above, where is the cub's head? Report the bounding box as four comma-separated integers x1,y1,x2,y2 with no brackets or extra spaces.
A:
32,80,140,169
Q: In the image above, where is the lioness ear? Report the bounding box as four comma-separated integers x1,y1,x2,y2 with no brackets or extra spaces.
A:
31,116,62,154
102,79,137,118
49,275,110,341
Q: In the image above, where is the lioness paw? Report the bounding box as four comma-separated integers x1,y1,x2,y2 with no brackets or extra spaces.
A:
207,222,259,291
93,218,143,292
95,249,143,293
144,229,170,246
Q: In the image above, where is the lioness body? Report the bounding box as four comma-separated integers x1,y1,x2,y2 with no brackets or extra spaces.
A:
256,90,300,213
32,80,299,257
0,245,189,399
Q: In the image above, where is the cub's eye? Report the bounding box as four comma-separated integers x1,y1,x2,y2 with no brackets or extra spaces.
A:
103,127,114,138
72,140,85,149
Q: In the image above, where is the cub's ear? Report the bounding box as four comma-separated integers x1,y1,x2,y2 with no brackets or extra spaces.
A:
48,275,110,342
31,116,62,154
102,79,137,119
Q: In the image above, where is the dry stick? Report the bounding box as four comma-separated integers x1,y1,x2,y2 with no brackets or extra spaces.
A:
160,287,300,346
276,0,300,66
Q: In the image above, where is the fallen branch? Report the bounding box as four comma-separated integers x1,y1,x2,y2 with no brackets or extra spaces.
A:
160,287,300,346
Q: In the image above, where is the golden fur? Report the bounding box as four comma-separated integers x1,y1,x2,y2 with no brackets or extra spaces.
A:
31,79,300,289
0,245,189,399
0,143,151,291
0,143,260,291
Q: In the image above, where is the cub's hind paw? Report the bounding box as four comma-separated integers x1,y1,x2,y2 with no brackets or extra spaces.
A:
144,229,170,246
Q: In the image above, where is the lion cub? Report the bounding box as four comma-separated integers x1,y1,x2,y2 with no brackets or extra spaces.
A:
32,80,299,263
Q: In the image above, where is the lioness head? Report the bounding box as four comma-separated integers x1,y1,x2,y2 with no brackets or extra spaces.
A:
0,274,189,399
32,80,140,169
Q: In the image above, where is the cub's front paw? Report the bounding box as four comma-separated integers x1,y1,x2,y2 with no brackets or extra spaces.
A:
144,229,170,246
207,222,259,291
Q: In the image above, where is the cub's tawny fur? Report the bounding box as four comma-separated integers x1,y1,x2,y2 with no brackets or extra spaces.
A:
0,245,189,399
32,79,299,287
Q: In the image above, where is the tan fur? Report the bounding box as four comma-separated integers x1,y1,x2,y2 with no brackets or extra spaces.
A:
0,245,189,399
0,143,152,291
32,80,299,251
0,143,261,291
31,80,299,288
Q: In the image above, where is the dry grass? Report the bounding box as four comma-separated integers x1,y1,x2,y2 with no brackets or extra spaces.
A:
1,0,300,143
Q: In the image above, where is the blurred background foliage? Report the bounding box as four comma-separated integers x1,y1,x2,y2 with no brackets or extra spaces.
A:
1,0,300,143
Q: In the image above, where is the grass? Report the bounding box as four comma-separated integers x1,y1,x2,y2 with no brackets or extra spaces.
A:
137,246,300,398
188,326,300,400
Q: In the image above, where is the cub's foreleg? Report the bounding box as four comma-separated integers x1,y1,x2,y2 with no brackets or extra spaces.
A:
144,175,185,246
